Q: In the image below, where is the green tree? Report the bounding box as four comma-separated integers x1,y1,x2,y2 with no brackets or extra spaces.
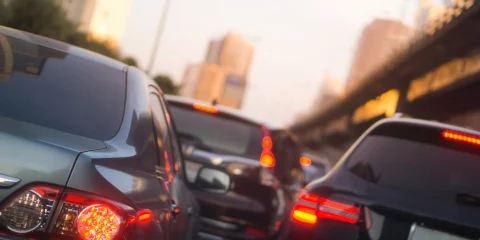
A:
153,75,179,95
65,32,120,59
0,1,9,25
5,0,75,41
122,56,138,67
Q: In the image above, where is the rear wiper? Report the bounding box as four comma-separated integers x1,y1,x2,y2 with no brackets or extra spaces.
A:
456,192,480,207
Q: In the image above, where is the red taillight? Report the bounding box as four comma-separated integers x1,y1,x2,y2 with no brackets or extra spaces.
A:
262,136,273,149
260,151,275,167
193,103,218,113
0,185,60,234
299,157,312,166
77,204,122,240
291,193,360,226
442,130,480,145
0,185,139,239
300,193,319,203
138,210,153,222
54,192,134,240
292,205,317,225
260,128,275,167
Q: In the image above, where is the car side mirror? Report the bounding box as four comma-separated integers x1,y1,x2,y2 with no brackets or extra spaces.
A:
195,167,231,193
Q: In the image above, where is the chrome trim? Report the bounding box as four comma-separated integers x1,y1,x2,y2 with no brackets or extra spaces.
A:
0,173,20,188
407,223,418,240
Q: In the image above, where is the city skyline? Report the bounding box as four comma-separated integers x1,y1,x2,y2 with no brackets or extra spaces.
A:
119,0,421,126
181,32,254,109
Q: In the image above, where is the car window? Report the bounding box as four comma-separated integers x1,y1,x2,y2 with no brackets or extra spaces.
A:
0,36,126,140
346,124,480,198
149,93,175,172
169,104,263,159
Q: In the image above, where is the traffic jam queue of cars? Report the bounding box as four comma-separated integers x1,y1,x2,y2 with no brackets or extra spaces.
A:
1,26,479,240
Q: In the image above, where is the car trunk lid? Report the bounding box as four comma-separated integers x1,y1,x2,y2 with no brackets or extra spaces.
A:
0,117,106,203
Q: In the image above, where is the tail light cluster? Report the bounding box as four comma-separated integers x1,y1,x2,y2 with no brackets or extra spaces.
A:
260,127,275,167
291,192,360,226
0,185,139,240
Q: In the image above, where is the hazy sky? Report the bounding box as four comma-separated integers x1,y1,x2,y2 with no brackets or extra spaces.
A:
120,0,419,126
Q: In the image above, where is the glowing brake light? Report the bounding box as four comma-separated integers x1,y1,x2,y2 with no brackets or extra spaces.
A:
292,206,317,225
259,128,276,167
193,103,218,113
442,130,480,145
0,185,136,239
138,210,153,222
299,157,312,166
260,152,275,167
291,193,360,226
77,205,122,240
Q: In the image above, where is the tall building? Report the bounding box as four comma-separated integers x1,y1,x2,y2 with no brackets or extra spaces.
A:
180,63,202,98
205,39,223,64
346,19,413,91
312,74,344,110
206,33,254,77
181,33,254,109
193,64,227,102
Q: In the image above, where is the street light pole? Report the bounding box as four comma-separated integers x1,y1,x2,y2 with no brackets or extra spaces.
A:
146,0,171,76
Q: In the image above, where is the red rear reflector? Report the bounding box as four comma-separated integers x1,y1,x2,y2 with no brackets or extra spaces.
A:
442,130,480,145
193,103,218,113
292,206,318,225
138,210,153,222
262,136,273,149
299,157,312,166
260,152,275,167
65,193,88,204
245,227,267,238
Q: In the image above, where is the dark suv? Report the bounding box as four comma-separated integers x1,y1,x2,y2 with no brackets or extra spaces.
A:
166,96,304,239
281,117,480,240
0,27,205,240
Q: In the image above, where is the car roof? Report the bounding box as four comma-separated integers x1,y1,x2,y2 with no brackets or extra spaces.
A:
372,117,480,136
165,95,283,130
0,26,128,72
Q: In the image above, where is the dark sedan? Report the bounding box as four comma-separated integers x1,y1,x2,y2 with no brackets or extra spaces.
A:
166,96,304,240
0,26,203,240
280,117,480,240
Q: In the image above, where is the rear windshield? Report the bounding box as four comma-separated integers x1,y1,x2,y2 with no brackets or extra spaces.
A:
0,35,126,140
346,123,480,197
169,104,263,159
